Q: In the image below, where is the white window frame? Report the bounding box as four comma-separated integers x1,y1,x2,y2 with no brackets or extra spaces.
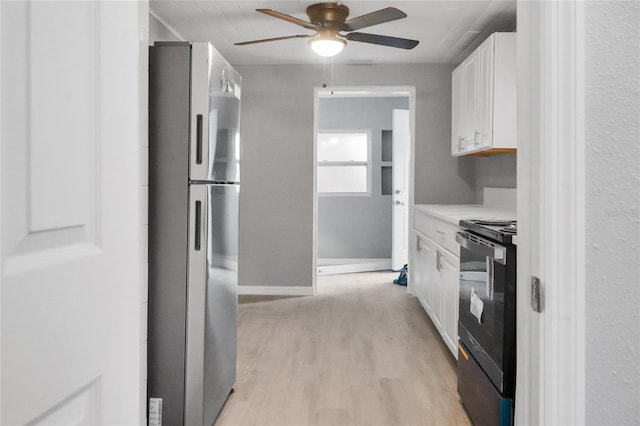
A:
317,129,372,197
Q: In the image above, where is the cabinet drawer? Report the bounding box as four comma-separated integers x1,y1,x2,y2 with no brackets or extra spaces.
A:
429,219,459,256
414,209,432,236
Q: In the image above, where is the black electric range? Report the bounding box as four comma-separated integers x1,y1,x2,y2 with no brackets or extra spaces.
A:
456,217,517,426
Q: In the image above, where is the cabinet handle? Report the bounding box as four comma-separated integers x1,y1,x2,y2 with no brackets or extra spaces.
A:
436,250,441,271
474,130,480,147
436,230,446,235
194,200,202,251
196,114,203,164
416,236,422,252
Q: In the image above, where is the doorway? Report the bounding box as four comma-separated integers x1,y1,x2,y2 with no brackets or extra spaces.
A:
312,87,415,288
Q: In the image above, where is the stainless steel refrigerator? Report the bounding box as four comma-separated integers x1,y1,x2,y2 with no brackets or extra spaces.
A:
148,41,241,426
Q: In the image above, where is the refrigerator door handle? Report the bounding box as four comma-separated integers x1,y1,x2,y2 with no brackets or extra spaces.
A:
196,114,203,164
194,200,202,251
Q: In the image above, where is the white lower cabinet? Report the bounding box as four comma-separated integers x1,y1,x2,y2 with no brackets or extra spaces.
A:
411,210,460,359
439,248,460,355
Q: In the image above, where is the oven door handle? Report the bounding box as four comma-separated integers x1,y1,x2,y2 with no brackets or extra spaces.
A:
455,232,506,265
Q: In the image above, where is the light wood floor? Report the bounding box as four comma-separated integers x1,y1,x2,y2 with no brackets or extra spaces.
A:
215,271,471,426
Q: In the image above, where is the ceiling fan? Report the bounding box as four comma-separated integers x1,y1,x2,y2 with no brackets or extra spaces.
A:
234,2,419,57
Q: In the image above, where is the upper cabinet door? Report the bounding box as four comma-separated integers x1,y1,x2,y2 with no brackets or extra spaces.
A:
450,33,516,157
451,66,466,155
477,39,495,149
463,52,480,148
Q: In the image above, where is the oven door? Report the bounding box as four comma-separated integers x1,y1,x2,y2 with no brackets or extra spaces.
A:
456,230,510,393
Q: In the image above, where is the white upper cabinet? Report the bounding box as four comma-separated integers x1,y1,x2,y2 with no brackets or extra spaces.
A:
451,66,465,154
451,32,517,156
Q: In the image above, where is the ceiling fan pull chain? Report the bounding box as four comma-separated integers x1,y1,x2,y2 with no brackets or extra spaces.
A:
331,56,334,94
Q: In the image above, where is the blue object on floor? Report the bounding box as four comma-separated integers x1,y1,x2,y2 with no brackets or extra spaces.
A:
393,264,408,286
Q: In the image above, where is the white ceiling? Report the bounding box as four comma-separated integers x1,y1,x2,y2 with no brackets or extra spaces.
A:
150,1,516,66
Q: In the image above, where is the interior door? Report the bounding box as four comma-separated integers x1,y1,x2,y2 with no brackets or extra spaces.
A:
1,2,145,424
392,109,410,271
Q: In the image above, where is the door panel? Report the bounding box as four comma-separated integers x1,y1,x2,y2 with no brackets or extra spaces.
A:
1,1,144,424
392,109,409,271
424,239,441,327
477,39,494,148
412,232,427,307
202,184,238,425
441,249,460,358
186,184,239,426
190,43,241,184
451,66,465,154
463,52,479,146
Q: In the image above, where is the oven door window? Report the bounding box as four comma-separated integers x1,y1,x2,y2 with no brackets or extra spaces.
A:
458,244,506,369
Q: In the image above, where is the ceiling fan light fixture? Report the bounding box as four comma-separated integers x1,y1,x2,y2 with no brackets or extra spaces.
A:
309,35,346,57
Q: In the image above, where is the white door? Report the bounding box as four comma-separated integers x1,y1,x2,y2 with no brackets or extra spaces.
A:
1,2,146,425
392,109,410,271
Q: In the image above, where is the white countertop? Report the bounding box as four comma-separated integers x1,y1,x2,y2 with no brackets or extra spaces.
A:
414,204,516,226
414,204,518,245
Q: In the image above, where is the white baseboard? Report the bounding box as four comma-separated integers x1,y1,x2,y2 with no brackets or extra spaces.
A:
317,258,392,276
237,285,315,296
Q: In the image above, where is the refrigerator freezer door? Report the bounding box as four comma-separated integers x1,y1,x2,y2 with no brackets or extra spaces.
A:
190,42,241,183
185,183,239,426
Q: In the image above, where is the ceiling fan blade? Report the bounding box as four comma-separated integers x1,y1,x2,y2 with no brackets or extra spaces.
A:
235,34,313,46
257,9,316,30
345,32,419,50
342,7,407,32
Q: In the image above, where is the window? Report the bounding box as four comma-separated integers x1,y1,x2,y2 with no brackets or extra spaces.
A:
317,131,370,194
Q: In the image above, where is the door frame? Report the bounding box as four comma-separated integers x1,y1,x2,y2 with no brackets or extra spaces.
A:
312,86,416,293
516,1,585,424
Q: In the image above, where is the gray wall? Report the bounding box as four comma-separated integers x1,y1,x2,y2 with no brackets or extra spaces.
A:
585,1,640,424
146,13,516,287
149,14,181,42
474,154,517,202
237,63,477,287
318,96,409,259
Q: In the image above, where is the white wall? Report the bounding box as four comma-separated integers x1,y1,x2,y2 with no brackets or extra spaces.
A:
584,1,640,424
236,63,476,288
318,96,409,259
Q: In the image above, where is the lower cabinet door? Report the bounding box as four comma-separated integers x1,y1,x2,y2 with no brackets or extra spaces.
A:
412,228,461,359
424,238,441,329
440,249,460,358
411,232,425,303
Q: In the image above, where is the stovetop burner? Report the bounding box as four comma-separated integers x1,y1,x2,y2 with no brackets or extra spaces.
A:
500,223,517,234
